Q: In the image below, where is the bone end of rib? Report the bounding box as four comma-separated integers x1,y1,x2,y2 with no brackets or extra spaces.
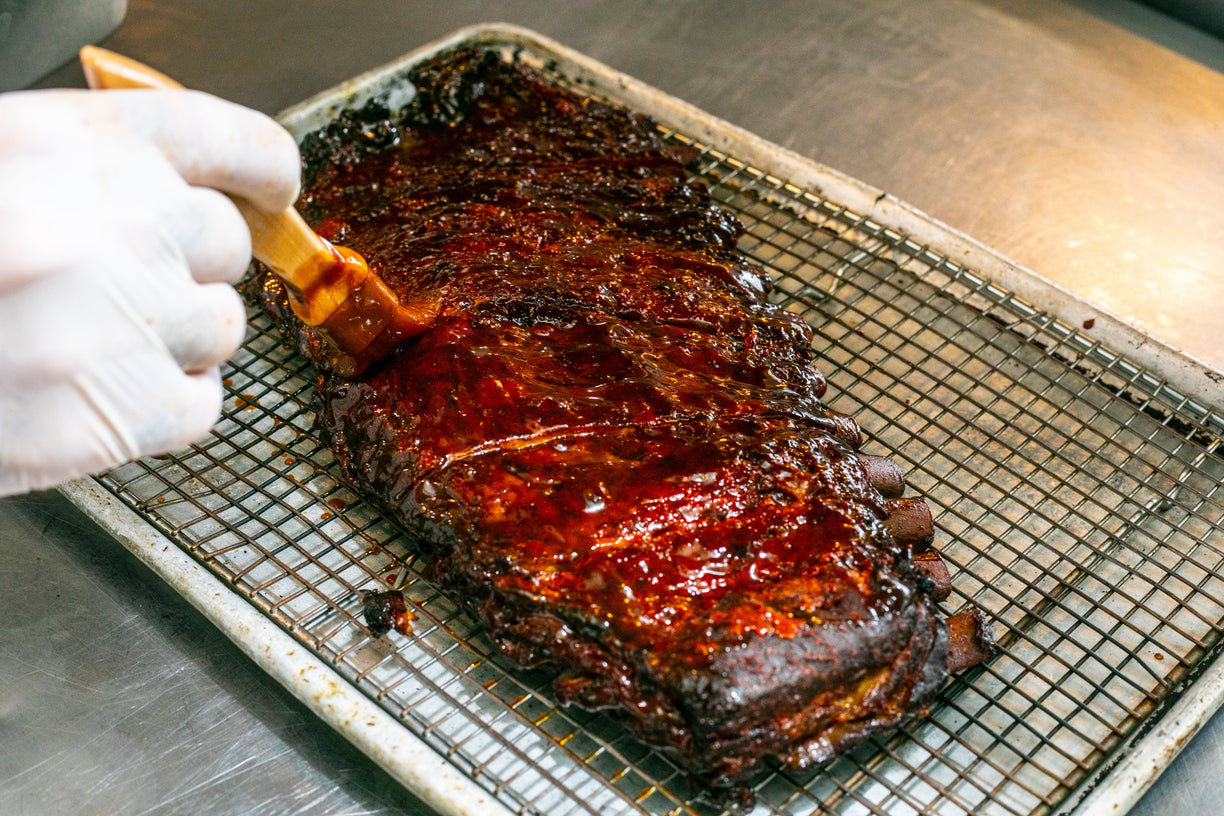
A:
857,454,905,498
912,550,951,601
945,606,998,673
828,411,863,450
884,498,934,552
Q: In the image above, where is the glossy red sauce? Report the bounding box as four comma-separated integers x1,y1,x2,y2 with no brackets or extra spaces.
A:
265,49,943,791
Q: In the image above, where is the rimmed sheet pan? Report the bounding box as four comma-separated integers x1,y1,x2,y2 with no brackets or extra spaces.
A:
63,23,1224,816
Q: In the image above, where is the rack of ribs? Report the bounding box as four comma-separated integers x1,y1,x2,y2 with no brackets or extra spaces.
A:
254,46,996,803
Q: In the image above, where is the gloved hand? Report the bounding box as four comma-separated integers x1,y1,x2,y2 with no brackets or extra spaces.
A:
0,88,301,497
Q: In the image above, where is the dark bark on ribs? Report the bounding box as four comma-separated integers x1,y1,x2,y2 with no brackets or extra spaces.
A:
255,47,997,801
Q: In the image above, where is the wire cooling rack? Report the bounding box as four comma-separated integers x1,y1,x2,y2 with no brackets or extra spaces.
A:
97,54,1224,816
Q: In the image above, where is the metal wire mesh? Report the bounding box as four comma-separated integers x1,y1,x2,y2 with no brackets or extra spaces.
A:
98,64,1224,816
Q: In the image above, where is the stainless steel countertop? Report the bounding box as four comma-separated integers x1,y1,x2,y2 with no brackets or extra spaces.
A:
4,1,1222,814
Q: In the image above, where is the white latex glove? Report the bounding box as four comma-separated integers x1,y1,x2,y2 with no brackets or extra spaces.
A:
0,89,300,497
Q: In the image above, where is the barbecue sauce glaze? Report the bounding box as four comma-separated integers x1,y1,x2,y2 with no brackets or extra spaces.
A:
259,47,954,800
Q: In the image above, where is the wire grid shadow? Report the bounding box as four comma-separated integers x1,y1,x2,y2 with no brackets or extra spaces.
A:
98,126,1223,816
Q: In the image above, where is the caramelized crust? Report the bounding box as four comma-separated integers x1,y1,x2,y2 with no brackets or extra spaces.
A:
256,47,994,800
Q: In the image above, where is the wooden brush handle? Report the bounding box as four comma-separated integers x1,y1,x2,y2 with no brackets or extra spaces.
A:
78,45,344,325
79,44,439,375
80,46,182,91
230,200,362,325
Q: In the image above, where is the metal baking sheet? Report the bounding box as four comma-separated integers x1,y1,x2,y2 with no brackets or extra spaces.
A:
62,23,1224,816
